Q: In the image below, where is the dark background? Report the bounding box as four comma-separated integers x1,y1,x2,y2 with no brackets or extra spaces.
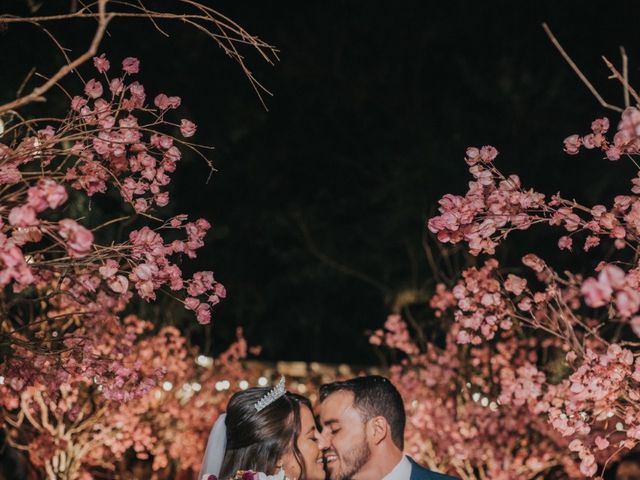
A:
2,0,640,364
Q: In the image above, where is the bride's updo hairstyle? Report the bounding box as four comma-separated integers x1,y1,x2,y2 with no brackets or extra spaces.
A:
219,388,310,479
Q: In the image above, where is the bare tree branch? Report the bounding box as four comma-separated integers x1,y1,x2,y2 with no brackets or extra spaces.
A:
602,55,640,107
0,1,279,112
542,22,623,112
0,0,113,115
620,46,630,108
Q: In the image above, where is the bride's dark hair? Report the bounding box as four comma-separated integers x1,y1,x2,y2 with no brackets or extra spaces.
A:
219,387,311,479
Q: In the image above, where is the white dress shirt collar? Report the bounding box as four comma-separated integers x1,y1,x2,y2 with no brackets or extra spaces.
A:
382,455,412,480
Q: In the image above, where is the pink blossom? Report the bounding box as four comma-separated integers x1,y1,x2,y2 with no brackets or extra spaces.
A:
214,283,227,298
93,54,110,73
195,303,211,324
581,277,612,308
594,436,609,450
522,254,545,272
584,235,600,251
615,288,640,317
99,259,119,279
180,119,197,138
479,145,498,162
71,96,88,112
0,165,21,185
108,275,129,294
184,297,200,310
154,94,182,110
58,219,94,257
591,117,610,134
606,146,621,160
558,235,573,251
122,57,140,74
504,274,527,295
8,206,38,227
109,78,124,96
598,264,625,290
27,179,68,212
84,79,103,99
154,192,169,207
563,134,581,154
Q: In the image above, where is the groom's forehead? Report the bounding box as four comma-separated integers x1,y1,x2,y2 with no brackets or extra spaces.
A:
320,390,357,420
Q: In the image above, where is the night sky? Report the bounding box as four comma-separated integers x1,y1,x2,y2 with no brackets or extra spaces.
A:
3,0,640,364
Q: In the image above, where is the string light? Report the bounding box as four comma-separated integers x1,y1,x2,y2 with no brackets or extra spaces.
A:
239,380,249,390
192,382,202,392
162,381,173,391
258,376,268,387
196,355,213,368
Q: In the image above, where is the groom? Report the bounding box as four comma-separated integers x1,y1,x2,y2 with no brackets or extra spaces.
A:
318,375,457,480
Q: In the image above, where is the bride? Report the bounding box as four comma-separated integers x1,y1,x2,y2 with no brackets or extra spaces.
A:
200,377,326,480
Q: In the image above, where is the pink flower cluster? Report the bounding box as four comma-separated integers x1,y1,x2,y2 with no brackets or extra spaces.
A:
64,55,198,213
427,146,545,255
369,314,419,355
372,315,580,479
424,104,640,476
563,109,640,161
0,53,223,403
581,263,640,318
449,259,513,344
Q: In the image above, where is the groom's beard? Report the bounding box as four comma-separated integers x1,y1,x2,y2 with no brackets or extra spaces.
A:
332,441,371,480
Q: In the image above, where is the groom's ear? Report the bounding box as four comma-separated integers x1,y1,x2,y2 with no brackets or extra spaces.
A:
367,416,389,446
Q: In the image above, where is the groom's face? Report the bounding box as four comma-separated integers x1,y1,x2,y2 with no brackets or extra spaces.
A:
319,391,371,480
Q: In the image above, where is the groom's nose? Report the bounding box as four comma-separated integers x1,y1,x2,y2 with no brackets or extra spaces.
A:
316,429,330,450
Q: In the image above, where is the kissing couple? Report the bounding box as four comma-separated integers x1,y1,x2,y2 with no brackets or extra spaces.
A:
200,375,457,480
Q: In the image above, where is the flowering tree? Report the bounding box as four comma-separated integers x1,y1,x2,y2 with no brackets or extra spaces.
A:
418,104,640,477
0,51,226,407
2,318,251,479
0,2,277,477
372,312,582,479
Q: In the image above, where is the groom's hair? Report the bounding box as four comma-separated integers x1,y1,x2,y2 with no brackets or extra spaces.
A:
320,375,405,449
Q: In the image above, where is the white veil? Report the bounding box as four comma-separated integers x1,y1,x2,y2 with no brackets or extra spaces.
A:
199,413,227,479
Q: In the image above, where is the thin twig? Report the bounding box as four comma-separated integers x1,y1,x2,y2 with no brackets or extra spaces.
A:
602,55,640,106
542,22,623,112
0,0,113,115
293,212,390,295
16,67,37,98
620,46,630,108
0,1,279,109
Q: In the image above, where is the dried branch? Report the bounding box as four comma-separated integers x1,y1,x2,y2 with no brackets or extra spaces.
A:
0,0,279,112
292,212,390,295
0,0,113,115
542,22,623,112
602,55,640,106
621,46,630,108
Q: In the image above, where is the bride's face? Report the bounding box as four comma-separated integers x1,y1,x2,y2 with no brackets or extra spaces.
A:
281,405,325,480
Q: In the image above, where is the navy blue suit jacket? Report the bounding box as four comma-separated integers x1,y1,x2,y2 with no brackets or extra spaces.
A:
409,457,458,480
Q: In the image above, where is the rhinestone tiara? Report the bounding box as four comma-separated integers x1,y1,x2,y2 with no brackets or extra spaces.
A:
254,376,286,412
